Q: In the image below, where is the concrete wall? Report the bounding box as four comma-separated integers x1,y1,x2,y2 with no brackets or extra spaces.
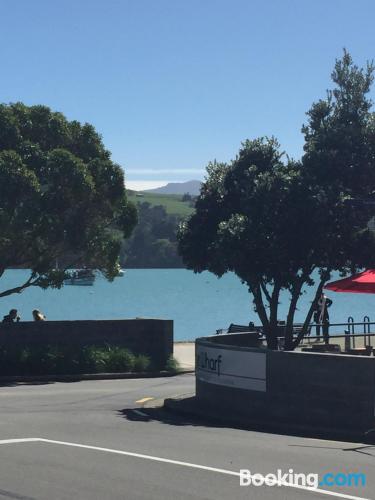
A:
268,350,375,430
196,335,375,432
0,319,173,369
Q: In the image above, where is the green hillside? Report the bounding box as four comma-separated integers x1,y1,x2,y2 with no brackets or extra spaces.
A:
127,191,194,217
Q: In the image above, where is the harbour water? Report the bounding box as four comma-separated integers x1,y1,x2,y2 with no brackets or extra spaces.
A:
1,269,375,340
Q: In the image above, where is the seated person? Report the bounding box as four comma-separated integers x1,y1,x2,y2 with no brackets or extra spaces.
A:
2,309,20,323
32,309,46,321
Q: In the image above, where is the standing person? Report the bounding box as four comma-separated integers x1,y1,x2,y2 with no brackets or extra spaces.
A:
2,309,20,323
314,294,332,343
32,309,46,321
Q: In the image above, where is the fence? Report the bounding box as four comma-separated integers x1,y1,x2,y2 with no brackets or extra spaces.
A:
217,316,375,353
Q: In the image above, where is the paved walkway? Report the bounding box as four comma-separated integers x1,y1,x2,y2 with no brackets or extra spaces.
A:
174,342,195,370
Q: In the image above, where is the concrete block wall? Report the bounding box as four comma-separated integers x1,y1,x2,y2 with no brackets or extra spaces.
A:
0,319,173,369
196,335,375,432
267,350,375,429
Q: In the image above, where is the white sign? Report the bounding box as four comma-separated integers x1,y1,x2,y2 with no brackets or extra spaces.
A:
196,344,266,391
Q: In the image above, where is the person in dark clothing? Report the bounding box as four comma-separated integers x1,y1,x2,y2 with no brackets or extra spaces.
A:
314,294,332,343
2,309,20,323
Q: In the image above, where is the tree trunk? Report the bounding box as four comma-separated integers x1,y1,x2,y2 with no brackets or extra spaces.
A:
268,282,281,349
284,279,304,350
248,281,278,349
292,274,329,349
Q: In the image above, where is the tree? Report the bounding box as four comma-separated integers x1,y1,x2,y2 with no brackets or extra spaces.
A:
178,52,375,349
0,103,137,298
121,202,183,268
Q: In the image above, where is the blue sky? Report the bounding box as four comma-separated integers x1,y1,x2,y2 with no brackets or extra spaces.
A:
1,0,374,190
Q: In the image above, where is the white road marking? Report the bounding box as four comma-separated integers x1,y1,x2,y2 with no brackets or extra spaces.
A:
0,437,370,500
0,438,40,445
136,397,154,404
37,439,373,500
132,409,148,418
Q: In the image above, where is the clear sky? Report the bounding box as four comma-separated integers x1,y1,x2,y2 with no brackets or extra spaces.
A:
1,0,374,190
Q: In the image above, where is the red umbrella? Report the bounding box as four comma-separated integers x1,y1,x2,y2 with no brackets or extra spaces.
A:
324,269,375,294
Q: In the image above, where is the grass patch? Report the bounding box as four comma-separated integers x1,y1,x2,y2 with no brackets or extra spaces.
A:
127,191,194,217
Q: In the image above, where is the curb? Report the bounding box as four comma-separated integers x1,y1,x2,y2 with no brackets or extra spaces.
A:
164,395,375,444
0,368,194,384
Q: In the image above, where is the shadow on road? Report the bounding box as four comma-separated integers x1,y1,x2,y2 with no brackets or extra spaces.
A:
117,406,227,428
0,380,56,388
117,404,375,447
289,443,375,457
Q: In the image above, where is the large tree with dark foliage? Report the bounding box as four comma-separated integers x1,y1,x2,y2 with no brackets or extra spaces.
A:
0,103,137,298
178,52,375,349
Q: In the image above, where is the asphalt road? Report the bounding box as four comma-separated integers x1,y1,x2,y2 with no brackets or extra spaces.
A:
0,373,373,500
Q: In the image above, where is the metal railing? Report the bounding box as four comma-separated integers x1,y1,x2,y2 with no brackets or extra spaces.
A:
292,316,375,352
217,316,375,353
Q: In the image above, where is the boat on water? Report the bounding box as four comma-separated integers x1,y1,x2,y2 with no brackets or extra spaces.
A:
64,269,95,286
114,263,125,277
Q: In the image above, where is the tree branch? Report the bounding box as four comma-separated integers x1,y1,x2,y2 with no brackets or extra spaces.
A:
269,281,281,326
260,280,272,304
248,281,270,330
0,273,40,299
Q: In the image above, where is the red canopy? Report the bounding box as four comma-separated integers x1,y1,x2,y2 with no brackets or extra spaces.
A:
324,270,375,294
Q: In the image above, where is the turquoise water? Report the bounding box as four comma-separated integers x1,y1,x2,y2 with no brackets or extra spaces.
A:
1,269,375,340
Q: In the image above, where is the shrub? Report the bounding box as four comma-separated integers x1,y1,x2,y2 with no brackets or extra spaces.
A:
105,346,135,372
22,346,50,375
81,346,109,373
0,344,156,376
134,354,151,372
165,356,180,373
45,345,80,374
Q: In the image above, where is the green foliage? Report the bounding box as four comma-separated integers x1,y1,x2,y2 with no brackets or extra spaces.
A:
0,103,137,297
105,346,135,372
81,346,110,373
178,51,375,349
133,354,151,372
121,202,184,268
165,355,180,373
80,345,136,373
301,51,375,268
126,191,194,217
0,344,155,375
181,193,193,202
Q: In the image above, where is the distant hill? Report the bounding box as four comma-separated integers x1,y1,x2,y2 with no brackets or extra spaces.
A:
144,180,202,195
126,191,194,217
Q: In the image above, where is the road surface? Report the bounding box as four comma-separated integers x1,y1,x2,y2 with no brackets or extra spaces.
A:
0,373,373,499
